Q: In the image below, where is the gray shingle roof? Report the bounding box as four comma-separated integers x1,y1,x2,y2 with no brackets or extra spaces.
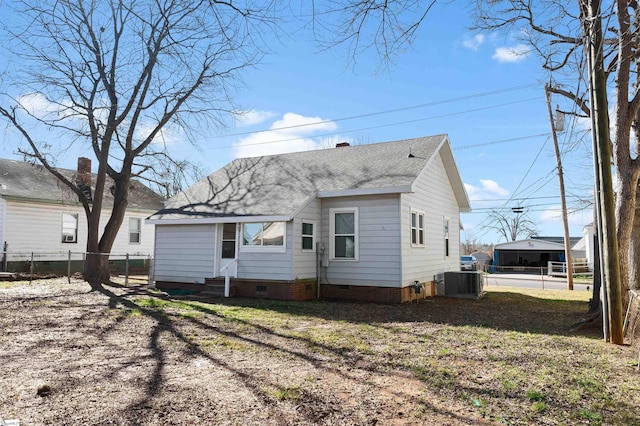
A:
151,135,470,221
0,158,164,211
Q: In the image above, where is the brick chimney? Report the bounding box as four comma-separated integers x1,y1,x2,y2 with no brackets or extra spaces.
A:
77,157,93,203
335,142,350,148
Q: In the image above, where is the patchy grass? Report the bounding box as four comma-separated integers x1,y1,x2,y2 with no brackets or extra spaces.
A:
0,280,638,425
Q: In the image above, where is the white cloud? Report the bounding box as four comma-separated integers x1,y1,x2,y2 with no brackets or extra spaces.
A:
235,109,277,127
17,92,71,118
492,44,529,63
464,179,510,208
137,121,186,146
479,179,510,196
232,112,341,158
463,34,485,51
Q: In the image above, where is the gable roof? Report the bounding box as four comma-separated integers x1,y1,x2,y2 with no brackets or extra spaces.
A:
0,158,164,211
531,236,582,246
495,238,569,251
149,135,470,223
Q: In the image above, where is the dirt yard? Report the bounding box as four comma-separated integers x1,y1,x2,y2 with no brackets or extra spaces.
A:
0,278,638,425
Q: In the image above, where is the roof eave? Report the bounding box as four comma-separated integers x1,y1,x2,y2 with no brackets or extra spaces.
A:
146,214,292,225
316,185,413,198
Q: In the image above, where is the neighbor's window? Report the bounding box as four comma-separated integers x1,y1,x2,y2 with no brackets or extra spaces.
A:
411,210,425,246
444,217,450,257
242,222,285,248
301,221,315,251
61,213,78,243
330,207,358,260
129,218,141,244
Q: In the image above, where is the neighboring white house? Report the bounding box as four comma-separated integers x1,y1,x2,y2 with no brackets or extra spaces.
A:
147,135,471,303
0,157,164,271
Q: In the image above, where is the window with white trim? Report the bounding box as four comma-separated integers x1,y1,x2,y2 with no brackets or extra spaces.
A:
444,217,450,257
301,220,315,251
242,222,285,249
330,207,358,260
129,218,141,244
411,209,425,246
61,213,78,243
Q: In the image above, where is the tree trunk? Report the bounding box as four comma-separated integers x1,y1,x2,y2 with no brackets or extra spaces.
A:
629,183,640,292
615,173,638,306
84,252,111,289
589,233,602,314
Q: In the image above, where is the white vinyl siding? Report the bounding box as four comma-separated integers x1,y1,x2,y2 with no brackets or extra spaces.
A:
401,151,461,286
154,224,216,284
2,200,156,257
322,195,401,287
237,221,294,281
292,199,321,280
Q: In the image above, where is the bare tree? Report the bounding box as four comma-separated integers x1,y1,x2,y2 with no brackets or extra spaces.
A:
0,0,278,287
144,155,206,200
487,209,539,242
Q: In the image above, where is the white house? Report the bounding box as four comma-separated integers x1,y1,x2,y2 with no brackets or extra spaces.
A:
0,157,164,272
147,135,471,303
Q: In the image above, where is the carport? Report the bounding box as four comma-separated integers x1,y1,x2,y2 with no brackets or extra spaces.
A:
492,238,585,271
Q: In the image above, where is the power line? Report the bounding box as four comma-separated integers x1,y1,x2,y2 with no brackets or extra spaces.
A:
172,97,544,153
219,83,541,139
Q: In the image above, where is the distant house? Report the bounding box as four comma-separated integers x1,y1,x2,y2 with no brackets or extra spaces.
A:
0,157,164,272
492,237,586,271
147,135,471,303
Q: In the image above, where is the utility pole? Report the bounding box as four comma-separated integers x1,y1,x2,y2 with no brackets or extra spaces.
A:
545,85,574,290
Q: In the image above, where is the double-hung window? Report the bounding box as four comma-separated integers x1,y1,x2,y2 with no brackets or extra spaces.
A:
61,213,78,243
411,209,425,246
301,221,315,251
444,217,450,257
129,218,141,244
330,207,358,260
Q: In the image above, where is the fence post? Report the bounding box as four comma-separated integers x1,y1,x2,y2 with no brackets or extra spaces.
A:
125,253,129,286
540,267,545,290
147,255,155,290
67,250,71,284
2,241,7,272
30,252,34,284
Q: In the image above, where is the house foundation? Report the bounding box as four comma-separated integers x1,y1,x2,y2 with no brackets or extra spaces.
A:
154,279,435,303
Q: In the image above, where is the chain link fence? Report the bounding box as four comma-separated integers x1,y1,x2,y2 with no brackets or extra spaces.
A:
0,248,151,284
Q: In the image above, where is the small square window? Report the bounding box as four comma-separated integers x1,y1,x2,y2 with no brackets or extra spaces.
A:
302,221,315,251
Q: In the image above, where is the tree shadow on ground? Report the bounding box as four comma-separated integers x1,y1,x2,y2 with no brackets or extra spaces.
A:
95,282,499,425
174,290,600,339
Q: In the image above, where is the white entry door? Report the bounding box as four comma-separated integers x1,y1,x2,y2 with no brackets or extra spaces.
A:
218,223,237,277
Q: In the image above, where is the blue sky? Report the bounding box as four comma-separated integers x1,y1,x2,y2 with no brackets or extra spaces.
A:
0,2,594,244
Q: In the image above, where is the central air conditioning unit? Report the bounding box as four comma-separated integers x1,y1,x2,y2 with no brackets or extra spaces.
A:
442,271,484,299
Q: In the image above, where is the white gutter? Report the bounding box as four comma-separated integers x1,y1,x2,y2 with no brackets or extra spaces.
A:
146,214,292,225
